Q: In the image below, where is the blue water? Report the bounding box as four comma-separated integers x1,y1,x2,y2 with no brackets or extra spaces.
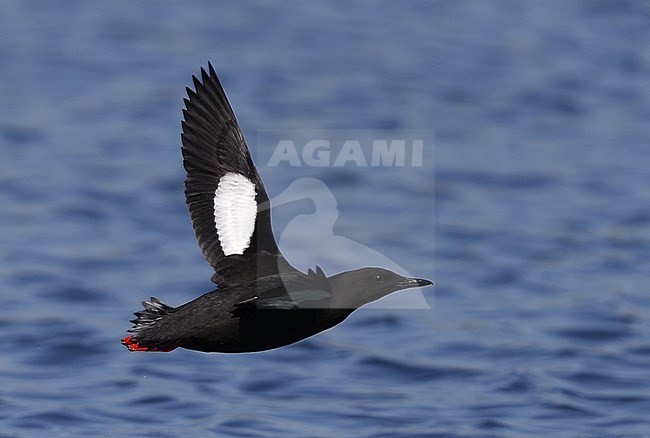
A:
1,1,649,436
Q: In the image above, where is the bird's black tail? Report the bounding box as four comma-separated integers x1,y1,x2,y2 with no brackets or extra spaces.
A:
121,297,178,352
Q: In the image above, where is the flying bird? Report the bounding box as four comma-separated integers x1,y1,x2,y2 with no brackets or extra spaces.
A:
121,64,432,353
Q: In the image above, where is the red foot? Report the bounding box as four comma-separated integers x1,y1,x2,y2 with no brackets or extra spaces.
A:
121,335,176,352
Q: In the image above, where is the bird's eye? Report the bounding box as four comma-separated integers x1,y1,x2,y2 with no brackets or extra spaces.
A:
375,275,383,284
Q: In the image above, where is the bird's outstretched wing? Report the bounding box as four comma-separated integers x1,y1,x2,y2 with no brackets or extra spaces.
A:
181,63,291,287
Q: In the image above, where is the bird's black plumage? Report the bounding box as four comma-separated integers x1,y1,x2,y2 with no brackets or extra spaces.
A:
180,63,290,287
122,63,432,353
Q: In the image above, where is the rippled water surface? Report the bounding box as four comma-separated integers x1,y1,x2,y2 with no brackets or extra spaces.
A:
1,1,649,436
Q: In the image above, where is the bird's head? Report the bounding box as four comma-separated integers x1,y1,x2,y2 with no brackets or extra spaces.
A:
328,267,433,309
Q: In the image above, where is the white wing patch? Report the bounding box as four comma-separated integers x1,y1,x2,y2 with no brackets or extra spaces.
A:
213,172,257,256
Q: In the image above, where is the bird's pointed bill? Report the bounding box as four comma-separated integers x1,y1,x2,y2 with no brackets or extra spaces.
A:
396,277,433,289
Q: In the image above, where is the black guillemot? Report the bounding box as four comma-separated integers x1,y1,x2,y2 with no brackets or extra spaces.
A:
121,63,432,353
